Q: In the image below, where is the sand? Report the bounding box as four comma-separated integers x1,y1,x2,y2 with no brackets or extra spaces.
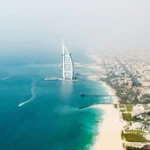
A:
88,78,123,150
100,81,120,104
91,104,123,150
86,60,123,150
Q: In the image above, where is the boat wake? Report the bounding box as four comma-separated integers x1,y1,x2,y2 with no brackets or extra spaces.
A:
18,83,35,107
18,99,32,107
1,75,11,80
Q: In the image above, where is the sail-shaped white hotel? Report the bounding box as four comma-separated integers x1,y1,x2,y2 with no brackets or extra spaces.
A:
62,44,74,80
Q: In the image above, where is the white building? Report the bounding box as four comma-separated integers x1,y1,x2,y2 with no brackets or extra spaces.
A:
130,122,144,130
62,44,74,80
131,104,145,117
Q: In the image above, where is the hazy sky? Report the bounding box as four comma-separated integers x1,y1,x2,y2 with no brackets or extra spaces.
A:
0,0,150,57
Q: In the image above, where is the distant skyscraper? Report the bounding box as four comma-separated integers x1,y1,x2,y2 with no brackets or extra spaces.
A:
115,64,120,76
62,44,74,80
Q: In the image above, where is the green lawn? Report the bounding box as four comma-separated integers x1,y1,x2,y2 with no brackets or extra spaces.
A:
129,130,145,134
122,113,133,121
126,146,149,150
120,109,125,112
120,104,125,108
121,131,149,142
126,105,133,112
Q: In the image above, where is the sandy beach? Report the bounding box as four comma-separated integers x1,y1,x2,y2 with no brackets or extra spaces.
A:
91,104,123,150
91,82,123,150
87,66,123,150
100,81,120,104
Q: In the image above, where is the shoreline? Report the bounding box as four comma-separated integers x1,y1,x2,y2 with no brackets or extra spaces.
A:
91,81,123,150
91,104,123,150
86,66,123,150
100,81,120,104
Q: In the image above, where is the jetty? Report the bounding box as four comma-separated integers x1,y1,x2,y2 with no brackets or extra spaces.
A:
79,103,118,110
80,92,116,97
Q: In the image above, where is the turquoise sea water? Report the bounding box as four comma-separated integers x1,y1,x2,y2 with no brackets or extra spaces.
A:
0,63,111,150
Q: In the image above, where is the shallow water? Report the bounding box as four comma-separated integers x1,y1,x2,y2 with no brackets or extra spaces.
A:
0,64,110,150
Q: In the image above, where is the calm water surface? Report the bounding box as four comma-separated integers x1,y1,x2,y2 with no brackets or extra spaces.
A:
0,64,110,150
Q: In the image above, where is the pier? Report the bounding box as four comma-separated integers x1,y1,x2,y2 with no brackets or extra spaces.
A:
79,103,118,109
80,93,116,97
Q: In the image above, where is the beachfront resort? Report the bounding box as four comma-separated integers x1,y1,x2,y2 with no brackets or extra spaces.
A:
75,53,150,150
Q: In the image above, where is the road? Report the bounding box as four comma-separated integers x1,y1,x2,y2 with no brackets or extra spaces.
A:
115,57,141,86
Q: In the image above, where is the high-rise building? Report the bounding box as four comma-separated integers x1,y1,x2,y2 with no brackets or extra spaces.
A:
62,44,74,80
115,63,121,76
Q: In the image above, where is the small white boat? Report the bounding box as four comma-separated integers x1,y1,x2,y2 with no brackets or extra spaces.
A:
44,77,58,81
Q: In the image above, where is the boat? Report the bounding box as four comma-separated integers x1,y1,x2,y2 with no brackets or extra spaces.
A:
80,92,86,97
44,77,58,81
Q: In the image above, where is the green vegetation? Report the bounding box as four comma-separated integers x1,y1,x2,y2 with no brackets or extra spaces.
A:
121,131,149,142
126,105,133,112
101,76,141,104
126,146,150,150
129,130,145,134
120,104,125,108
147,112,150,115
114,104,118,108
122,113,133,121
120,109,125,112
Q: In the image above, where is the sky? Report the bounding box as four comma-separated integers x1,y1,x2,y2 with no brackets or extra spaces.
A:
0,0,150,60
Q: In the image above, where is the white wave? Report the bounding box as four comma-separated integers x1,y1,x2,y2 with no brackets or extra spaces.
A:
18,82,35,107
90,114,105,150
1,75,11,80
104,96,110,99
105,100,110,103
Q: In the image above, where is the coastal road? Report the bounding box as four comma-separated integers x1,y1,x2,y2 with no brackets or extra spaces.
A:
115,57,141,86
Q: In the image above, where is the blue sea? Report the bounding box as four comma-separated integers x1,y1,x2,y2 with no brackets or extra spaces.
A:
0,62,111,150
